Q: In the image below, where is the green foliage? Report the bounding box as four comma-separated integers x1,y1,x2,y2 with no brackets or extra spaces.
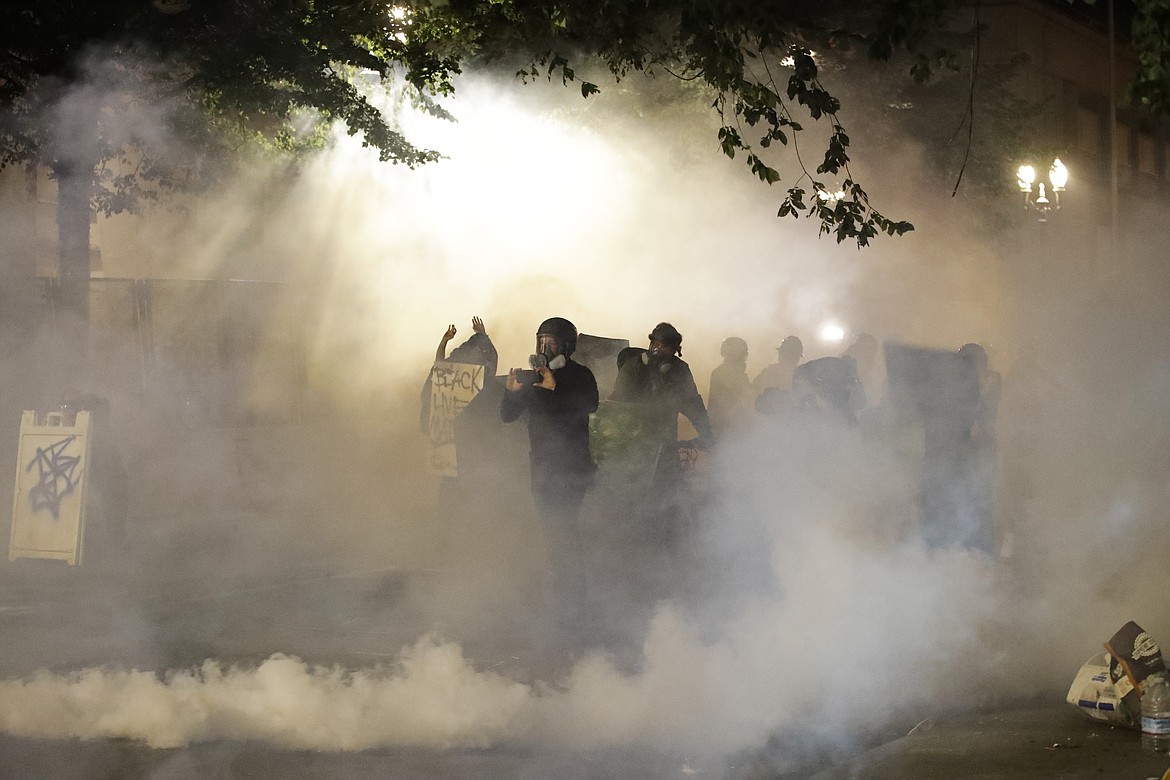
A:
1063,0,1170,115
0,0,451,213
6,0,1170,247
0,0,974,243
1129,0,1170,111
777,181,911,247
433,0,936,245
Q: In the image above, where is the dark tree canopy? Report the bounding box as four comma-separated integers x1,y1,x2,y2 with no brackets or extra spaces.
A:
0,0,448,210
0,0,952,251
2,0,1167,259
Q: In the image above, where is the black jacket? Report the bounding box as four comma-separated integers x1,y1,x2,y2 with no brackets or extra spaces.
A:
610,354,714,445
500,359,599,478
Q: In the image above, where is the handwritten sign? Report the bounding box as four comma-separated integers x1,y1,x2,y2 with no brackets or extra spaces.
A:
427,361,484,477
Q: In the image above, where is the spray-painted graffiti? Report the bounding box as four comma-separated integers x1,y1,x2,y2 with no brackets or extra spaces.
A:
26,436,81,519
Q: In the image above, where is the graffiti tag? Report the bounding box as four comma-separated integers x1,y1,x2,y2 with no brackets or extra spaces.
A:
26,436,81,519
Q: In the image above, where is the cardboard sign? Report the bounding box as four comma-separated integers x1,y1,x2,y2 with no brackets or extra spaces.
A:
427,361,484,477
10,410,92,565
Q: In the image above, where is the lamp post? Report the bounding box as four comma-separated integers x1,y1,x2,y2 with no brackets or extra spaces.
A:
1016,158,1068,221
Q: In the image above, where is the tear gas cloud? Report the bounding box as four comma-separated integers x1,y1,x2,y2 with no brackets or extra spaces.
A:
2,59,1170,766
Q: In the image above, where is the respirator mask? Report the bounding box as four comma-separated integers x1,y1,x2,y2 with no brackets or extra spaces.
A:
530,353,567,371
531,335,566,371
642,342,675,371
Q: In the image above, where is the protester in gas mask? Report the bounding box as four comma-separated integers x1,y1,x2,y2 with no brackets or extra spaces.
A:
609,322,713,553
500,316,599,524
611,321,714,448
501,317,599,622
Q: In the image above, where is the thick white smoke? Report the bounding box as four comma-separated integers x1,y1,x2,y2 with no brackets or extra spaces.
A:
0,547,1002,754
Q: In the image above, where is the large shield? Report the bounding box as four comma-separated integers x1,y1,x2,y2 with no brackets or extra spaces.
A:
589,400,663,485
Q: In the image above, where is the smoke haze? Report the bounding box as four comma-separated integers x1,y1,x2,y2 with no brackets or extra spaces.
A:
1,56,1169,769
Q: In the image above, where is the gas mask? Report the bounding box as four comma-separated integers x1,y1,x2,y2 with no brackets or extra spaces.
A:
529,352,567,371
531,336,566,371
642,344,676,372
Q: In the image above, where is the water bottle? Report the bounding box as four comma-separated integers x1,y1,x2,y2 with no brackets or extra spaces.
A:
1141,673,1170,753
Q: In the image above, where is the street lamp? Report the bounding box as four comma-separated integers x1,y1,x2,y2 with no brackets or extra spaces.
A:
1016,158,1068,221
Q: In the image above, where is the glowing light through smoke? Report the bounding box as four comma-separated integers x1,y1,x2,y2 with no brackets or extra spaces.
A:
410,99,631,257
816,188,846,204
819,321,846,343
326,79,639,286
387,5,412,43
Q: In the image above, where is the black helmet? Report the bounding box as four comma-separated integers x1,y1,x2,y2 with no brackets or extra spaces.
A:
958,342,988,373
720,336,748,359
777,335,803,360
537,317,578,357
648,322,683,355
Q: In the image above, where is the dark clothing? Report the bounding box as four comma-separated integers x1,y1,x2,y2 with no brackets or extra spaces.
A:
610,355,714,445
898,349,998,554
609,354,712,556
448,332,498,378
500,359,599,516
501,358,599,614
791,356,863,424
708,362,752,437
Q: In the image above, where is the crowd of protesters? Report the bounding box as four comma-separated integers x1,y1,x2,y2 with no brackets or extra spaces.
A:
422,316,1005,641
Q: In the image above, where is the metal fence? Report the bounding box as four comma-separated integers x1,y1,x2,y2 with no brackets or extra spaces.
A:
1,276,311,427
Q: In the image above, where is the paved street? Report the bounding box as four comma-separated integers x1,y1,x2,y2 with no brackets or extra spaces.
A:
0,420,1166,779
809,706,1170,779
1,693,1167,778
3,555,1170,779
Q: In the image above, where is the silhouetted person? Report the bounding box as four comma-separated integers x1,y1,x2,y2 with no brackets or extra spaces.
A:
501,317,599,625
790,355,864,425
959,342,1001,552
959,343,1002,447
841,332,882,409
708,336,753,438
611,322,714,449
501,316,599,525
754,335,803,412
419,317,507,528
611,322,713,548
420,317,497,434
918,343,1000,554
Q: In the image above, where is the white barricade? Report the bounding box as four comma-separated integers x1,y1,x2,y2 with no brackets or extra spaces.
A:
9,410,92,565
